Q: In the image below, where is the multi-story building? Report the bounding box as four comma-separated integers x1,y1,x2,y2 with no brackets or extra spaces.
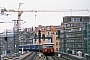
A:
0,27,35,54
0,30,15,54
60,16,90,54
20,28,35,45
34,25,61,52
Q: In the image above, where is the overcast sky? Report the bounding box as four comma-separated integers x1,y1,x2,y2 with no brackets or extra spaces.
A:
0,0,90,32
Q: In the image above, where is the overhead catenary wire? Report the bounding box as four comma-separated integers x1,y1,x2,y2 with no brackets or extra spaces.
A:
0,15,12,23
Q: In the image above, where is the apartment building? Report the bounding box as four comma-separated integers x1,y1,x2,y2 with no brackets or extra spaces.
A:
60,16,90,54
34,25,61,52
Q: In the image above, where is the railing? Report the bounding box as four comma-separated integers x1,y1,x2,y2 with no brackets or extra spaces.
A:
55,52,86,60
85,54,90,60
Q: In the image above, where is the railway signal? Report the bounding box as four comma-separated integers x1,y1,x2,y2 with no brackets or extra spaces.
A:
57,30,60,38
42,34,45,39
34,33,37,42
34,33,37,38
38,30,41,43
4,37,7,41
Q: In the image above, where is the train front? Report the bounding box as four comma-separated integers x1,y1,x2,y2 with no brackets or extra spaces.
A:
42,43,54,56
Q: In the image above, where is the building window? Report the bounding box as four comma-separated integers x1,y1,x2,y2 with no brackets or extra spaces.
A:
47,32,50,37
51,32,54,34
71,23,78,27
59,42,60,45
47,39,51,43
71,18,80,22
46,26,50,30
56,42,58,45
56,48,58,51
56,37,59,40
52,32,54,34
79,28,82,31
60,30,64,33
56,32,58,35
61,40,64,42
61,45,63,47
59,48,60,51
67,24,70,27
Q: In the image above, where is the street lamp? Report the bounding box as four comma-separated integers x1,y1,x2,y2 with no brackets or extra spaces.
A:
34,33,37,44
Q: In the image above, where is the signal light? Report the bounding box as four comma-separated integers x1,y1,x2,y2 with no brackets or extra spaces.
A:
38,30,41,38
35,33,37,38
57,30,60,38
38,30,41,42
57,30,60,35
4,37,7,41
42,34,45,39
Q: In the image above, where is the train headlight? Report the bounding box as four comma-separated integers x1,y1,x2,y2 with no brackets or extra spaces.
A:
44,49,47,52
51,49,54,52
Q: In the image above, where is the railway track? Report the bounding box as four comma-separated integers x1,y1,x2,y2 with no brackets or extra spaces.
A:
22,52,37,60
21,52,67,60
45,55,67,60
46,56,55,60
54,55,66,60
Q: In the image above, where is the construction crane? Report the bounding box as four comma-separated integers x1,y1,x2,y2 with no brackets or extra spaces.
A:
0,3,89,41
0,2,89,57
0,2,89,31
0,2,89,44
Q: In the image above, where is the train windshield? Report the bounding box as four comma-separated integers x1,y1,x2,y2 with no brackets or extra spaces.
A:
49,45,53,48
43,45,53,48
44,45,48,48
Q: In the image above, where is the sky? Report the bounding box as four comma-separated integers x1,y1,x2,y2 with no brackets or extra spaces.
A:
0,0,90,32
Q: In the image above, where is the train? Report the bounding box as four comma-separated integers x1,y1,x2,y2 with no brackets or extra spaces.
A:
19,43,54,55
42,43,54,55
19,44,42,52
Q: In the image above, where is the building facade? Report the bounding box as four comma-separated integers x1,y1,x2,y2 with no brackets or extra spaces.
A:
0,30,15,54
0,28,34,54
20,28,35,45
60,16,90,54
34,25,61,52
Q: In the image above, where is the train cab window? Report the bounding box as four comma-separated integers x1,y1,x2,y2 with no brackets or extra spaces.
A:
43,45,53,48
49,45,53,48
43,43,54,49
44,45,48,48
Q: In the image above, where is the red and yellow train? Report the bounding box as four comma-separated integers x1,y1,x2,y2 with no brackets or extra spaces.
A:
19,43,55,56
42,43,54,56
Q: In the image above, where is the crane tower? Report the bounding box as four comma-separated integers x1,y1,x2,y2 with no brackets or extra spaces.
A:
0,3,89,44
0,3,89,57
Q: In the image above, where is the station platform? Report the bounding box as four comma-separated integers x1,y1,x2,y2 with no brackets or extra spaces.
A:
1,51,31,60
20,51,31,60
